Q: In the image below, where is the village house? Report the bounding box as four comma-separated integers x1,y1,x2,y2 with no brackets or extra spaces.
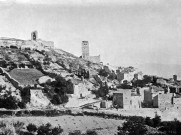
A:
143,86,165,107
153,93,173,110
173,94,181,110
67,78,91,99
116,69,143,83
112,89,141,109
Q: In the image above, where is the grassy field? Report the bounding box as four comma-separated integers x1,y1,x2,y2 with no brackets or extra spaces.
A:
0,115,124,135
9,69,44,85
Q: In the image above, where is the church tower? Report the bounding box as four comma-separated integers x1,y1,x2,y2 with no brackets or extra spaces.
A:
82,41,89,59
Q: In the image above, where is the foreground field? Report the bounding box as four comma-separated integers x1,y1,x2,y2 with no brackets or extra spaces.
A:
0,115,124,135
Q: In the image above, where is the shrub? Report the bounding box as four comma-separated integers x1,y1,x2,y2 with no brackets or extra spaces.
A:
69,130,82,135
152,115,161,127
145,117,154,127
128,116,145,123
13,121,25,134
0,96,18,109
51,125,63,135
0,121,6,128
37,123,63,135
85,130,97,135
18,102,26,109
27,123,37,133
118,119,147,135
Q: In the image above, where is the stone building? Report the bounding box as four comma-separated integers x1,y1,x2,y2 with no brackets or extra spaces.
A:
153,93,173,110
143,86,165,107
112,89,141,109
81,41,100,63
144,88,153,107
173,95,181,110
112,89,132,109
31,31,38,41
67,79,91,98
116,72,124,83
131,93,142,109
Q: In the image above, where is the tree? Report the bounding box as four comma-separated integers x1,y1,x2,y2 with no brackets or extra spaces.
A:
145,117,154,127
27,123,37,133
118,119,147,135
152,115,161,127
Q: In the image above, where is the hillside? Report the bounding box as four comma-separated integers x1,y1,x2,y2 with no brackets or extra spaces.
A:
0,37,104,109
0,36,141,110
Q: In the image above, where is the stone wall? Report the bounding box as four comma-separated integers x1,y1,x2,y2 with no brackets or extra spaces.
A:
153,93,173,110
74,83,91,98
0,67,23,90
113,93,123,108
173,97,181,109
88,55,100,63
131,95,141,109
117,72,124,82
144,88,153,106
0,39,24,48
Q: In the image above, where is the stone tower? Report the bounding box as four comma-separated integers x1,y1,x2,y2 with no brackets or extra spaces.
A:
31,31,38,41
82,41,89,59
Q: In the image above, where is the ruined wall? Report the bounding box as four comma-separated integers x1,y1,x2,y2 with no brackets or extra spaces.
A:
113,93,123,108
144,88,153,106
123,90,132,109
0,39,24,48
131,96,142,109
173,97,181,109
74,83,91,98
88,55,100,63
37,40,54,49
117,72,124,82
0,67,23,90
31,31,38,41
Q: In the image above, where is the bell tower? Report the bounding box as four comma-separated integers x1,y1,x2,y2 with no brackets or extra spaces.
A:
31,31,38,41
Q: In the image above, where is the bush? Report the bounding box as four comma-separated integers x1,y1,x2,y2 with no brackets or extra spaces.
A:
18,102,26,109
0,96,18,109
51,125,63,135
69,130,82,135
13,121,25,134
152,115,161,127
37,123,63,135
159,120,181,135
85,130,97,135
37,123,52,135
27,123,37,133
145,117,154,127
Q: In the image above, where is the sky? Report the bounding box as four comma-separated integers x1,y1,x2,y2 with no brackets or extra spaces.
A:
0,0,181,68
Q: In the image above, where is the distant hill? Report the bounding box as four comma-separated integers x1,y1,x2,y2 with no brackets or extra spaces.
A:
137,63,181,79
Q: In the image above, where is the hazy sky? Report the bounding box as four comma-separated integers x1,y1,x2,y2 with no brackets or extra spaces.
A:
1,0,181,67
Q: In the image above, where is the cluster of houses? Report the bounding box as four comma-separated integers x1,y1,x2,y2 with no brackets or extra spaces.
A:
110,74,181,111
